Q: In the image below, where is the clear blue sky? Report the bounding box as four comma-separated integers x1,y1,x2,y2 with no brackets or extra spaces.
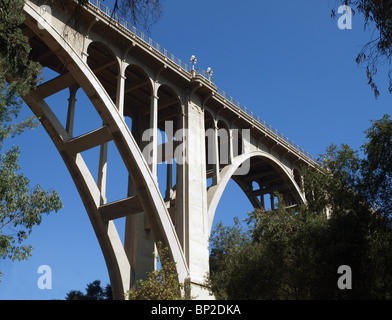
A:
1,0,391,299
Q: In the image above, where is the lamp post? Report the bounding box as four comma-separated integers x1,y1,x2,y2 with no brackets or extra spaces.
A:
190,55,197,70
206,67,213,82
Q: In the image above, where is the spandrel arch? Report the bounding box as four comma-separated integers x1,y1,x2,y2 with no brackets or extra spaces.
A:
207,150,306,234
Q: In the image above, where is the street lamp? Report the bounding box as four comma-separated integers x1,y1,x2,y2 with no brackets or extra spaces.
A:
206,67,213,81
190,55,197,70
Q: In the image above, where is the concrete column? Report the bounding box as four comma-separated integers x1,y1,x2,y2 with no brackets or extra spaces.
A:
270,194,275,210
124,110,156,287
116,73,126,116
175,111,186,253
183,98,213,299
81,18,97,63
231,127,240,157
97,141,108,205
165,162,173,200
228,129,234,164
258,180,265,210
260,192,265,210
65,85,78,136
212,123,220,185
125,210,155,287
149,93,159,179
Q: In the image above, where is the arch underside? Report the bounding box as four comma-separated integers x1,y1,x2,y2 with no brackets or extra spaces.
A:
207,151,306,234
22,1,188,300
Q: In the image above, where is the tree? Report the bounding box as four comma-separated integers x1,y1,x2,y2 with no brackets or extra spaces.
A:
208,218,254,299
52,0,162,33
126,242,187,300
332,1,392,98
208,114,392,299
0,147,62,268
111,0,162,33
65,243,185,300
65,280,112,300
0,0,62,280
361,114,392,217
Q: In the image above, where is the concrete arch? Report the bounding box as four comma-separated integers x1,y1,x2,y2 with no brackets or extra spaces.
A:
216,119,230,166
125,63,154,93
123,54,156,82
85,23,125,61
207,150,306,234
158,84,182,107
232,127,244,157
204,109,215,177
204,106,216,120
23,1,188,299
157,84,182,131
86,41,120,104
216,115,231,131
204,107,214,126
217,119,229,129
292,164,302,175
231,176,264,210
156,77,182,100
293,167,303,191
123,63,154,123
86,40,121,71
86,39,117,56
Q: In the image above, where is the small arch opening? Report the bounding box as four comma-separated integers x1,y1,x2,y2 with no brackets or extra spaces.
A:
87,41,119,104
204,110,215,188
217,120,230,168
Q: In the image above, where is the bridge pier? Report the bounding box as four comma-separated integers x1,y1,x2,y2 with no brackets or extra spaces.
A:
182,99,213,299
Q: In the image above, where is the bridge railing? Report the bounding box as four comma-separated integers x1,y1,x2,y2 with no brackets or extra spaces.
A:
215,88,316,161
88,0,191,73
87,0,316,163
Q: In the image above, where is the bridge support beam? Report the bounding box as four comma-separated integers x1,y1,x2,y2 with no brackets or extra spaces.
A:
182,100,213,299
125,109,156,288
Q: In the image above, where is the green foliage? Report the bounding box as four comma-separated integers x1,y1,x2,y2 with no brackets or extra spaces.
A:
0,146,62,266
209,203,333,299
126,242,186,300
111,0,162,33
209,114,392,299
48,0,162,34
0,0,62,280
0,0,42,90
361,114,392,216
208,218,252,299
65,280,112,300
333,1,392,98
0,0,41,143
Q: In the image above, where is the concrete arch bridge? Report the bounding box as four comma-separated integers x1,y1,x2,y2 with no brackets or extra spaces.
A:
21,0,316,299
